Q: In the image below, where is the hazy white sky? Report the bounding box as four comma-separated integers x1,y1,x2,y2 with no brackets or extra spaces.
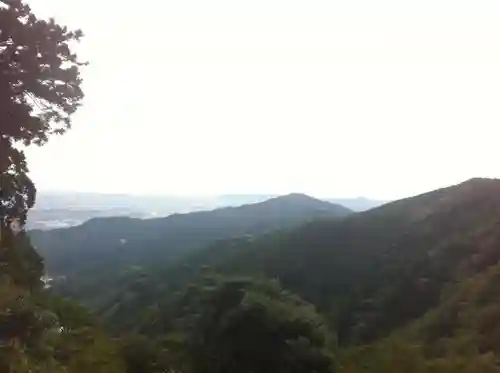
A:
24,0,500,199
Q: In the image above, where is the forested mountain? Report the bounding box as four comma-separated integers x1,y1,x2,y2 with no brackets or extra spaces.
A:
32,193,350,275
12,1,500,372
9,0,500,370
18,176,500,372
28,192,384,230
72,177,500,372
32,193,351,284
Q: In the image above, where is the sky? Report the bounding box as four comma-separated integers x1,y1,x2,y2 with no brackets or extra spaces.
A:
23,0,500,200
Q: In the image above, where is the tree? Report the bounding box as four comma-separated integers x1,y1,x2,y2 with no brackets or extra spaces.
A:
186,275,336,373
0,3,128,372
0,231,43,289
0,0,86,235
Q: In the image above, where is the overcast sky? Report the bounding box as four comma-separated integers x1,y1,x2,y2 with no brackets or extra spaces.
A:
24,0,500,199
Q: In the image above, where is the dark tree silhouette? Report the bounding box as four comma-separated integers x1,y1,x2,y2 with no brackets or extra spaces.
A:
0,0,86,234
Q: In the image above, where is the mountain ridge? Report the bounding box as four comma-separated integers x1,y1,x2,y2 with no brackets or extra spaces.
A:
32,193,352,282
33,177,500,372
28,191,385,230
89,177,500,341
60,192,351,230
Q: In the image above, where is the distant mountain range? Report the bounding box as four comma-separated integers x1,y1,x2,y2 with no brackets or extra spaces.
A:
29,178,500,371
57,177,500,347
31,193,352,279
28,191,387,230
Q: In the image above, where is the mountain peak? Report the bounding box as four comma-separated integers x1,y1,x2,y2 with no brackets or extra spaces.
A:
447,177,500,200
263,193,337,206
252,193,353,215
463,177,498,183
459,177,500,189
276,193,319,201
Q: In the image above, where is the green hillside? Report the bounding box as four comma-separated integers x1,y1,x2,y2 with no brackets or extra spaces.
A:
34,194,351,309
16,177,500,372
208,177,500,343
92,178,500,346
18,155,500,372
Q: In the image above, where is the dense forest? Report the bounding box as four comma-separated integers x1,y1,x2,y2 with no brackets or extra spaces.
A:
31,193,352,275
4,1,500,372
34,177,500,373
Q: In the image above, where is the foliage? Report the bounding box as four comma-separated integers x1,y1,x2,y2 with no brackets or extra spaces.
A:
0,276,124,373
0,228,124,372
5,2,500,372
336,258,500,373
110,275,336,373
34,194,351,309
338,341,500,373
9,176,500,372
176,275,336,373
119,334,188,373
0,0,85,228
87,178,500,346
0,3,130,373
0,231,43,289
40,177,500,373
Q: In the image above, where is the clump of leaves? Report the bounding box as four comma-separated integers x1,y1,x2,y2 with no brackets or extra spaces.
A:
0,0,86,229
186,275,336,373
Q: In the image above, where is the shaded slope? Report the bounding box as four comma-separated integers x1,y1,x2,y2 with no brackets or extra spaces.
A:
32,193,351,276
225,178,500,341
337,261,500,373
114,178,500,343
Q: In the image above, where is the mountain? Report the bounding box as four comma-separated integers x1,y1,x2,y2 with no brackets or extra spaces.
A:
217,195,388,212
32,177,500,372
29,191,385,230
214,178,500,342
87,178,500,343
31,193,351,280
205,178,500,342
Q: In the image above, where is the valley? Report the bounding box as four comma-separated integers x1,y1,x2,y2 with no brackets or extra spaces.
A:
1,1,497,371
26,177,500,372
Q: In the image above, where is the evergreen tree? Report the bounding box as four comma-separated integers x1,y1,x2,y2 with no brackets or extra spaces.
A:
186,276,336,373
0,0,85,235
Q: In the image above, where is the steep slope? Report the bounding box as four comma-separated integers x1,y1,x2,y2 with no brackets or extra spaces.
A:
0,231,125,372
224,178,500,342
32,193,351,280
337,261,500,373
104,178,500,343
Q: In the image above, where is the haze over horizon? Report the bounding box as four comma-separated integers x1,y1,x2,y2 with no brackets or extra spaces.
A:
24,0,500,200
